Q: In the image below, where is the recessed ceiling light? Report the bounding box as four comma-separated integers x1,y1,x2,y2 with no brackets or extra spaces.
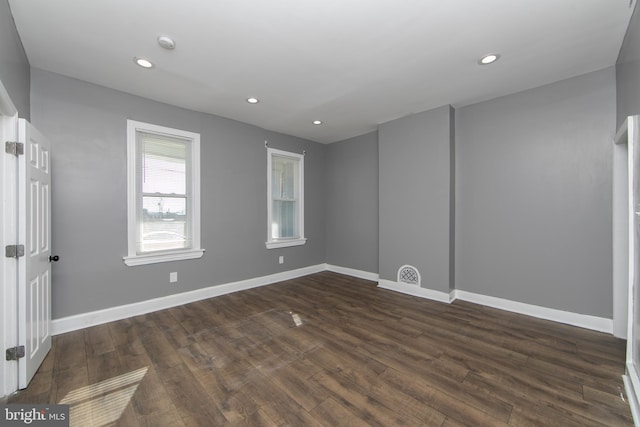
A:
312,120,323,125
134,57,154,68
478,53,500,65
247,97,259,104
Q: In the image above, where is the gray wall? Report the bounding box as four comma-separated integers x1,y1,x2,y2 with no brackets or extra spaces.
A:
378,105,454,293
617,1,640,127
14,9,621,322
456,67,616,318
31,68,326,319
0,0,29,118
325,131,378,273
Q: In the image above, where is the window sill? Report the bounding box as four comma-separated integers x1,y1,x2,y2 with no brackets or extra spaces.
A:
123,248,205,266
265,238,307,249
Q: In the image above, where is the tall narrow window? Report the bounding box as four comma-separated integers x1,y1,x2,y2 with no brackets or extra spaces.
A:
124,120,204,266
266,148,306,249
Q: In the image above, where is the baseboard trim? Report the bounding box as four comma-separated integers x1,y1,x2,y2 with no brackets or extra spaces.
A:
624,362,640,427
375,279,612,334
52,264,614,336
51,264,325,335
452,290,613,334
325,264,379,282
624,375,640,427
377,279,452,303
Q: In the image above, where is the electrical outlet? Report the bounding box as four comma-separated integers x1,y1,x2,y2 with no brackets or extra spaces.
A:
279,256,284,265
170,272,178,283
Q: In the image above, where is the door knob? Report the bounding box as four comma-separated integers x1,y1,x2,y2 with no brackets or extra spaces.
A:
49,255,59,262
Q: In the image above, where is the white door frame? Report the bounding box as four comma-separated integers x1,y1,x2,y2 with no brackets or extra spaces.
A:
614,118,631,339
0,79,19,398
614,115,640,425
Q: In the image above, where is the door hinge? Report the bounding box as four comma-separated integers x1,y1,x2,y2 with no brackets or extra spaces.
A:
5,244,25,258
5,141,24,156
6,345,25,361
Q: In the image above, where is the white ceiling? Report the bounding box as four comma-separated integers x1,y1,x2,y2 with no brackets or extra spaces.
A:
8,0,636,143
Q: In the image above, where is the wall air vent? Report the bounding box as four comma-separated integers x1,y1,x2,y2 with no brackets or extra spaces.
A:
398,265,420,286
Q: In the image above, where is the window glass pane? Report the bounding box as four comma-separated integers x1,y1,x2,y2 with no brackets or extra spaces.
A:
139,196,189,252
271,154,299,239
272,200,298,239
137,131,189,195
272,155,298,200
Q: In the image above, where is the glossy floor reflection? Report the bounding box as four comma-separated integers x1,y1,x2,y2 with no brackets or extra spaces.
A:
8,272,634,426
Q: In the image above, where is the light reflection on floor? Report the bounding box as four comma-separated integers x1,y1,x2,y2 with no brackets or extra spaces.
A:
59,366,148,427
289,311,304,327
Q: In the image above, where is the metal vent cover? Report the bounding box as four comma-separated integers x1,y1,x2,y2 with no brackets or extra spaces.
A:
398,265,420,286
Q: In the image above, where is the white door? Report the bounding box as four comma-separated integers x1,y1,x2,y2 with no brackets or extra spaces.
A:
17,118,52,389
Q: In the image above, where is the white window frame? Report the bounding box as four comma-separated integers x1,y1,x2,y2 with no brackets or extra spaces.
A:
266,147,306,249
124,120,204,266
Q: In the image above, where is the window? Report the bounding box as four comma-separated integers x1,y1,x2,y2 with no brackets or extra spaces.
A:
124,120,204,266
266,148,306,249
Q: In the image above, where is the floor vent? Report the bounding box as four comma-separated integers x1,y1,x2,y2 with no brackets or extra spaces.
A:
398,265,420,286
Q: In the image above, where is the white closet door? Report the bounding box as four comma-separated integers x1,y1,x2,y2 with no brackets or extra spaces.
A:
17,118,52,389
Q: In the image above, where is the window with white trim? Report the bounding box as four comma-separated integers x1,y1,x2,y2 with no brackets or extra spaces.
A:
124,120,204,266
266,148,306,249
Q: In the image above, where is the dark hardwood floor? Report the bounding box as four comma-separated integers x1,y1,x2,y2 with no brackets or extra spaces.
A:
8,271,633,426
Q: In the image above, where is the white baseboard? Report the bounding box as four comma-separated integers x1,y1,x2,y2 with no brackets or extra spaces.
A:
625,361,640,427
325,264,379,282
52,264,614,337
375,279,612,334
377,279,452,303
452,290,613,334
624,375,640,427
51,264,325,335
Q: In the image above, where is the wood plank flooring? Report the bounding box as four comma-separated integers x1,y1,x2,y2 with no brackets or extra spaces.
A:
8,271,633,426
